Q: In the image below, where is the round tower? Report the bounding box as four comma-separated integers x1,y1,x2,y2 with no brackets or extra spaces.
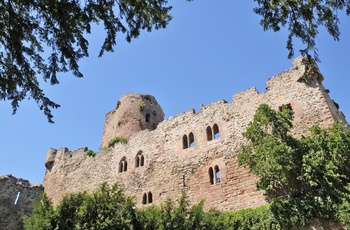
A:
101,93,165,147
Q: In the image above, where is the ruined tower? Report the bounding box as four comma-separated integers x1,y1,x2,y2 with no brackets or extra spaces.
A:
100,93,165,147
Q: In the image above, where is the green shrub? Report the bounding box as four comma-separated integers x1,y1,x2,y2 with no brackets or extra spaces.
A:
99,146,109,152
139,101,146,111
108,136,128,148
86,150,96,157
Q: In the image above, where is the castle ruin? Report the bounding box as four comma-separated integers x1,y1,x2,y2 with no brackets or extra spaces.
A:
43,57,348,211
0,175,43,230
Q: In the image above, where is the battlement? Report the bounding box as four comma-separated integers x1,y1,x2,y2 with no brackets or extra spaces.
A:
43,57,348,210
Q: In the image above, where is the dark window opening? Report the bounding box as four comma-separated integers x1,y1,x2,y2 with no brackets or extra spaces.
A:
119,157,127,173
182,135,188,149
135,151,145,168
146,113,150,123
215,165,221,183
148,192,153,203
140,155,144,166
124,161,128,172
142,192,153,205
206,126,213,141
209,167,214,185
213,124,220,139
142,193,147,204
135,157,140,168
189,132,195,147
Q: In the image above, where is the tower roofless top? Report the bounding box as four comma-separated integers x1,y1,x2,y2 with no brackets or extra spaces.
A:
101,93,165,147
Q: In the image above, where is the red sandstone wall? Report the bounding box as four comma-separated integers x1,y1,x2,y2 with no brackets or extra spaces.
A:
43,57,348,211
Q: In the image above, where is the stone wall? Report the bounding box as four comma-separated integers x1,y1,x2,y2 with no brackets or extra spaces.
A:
0,175,43,230
43,57,348,211
101,93,165,148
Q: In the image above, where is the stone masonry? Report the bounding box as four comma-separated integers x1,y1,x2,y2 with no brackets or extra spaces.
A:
43,57,348,211
0,175,43,230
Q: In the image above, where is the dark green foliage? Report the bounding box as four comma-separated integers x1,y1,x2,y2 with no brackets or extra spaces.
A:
337,200,350,229
0,0,172,122
238,103,350,227
138,193,212,230
216,205,281,230
254,0,350,62
23,193,56,230
24,182,140,230
108,136,128,148
238,104,302,199
137,194,281,230
25,183,350,229
86,149,96,157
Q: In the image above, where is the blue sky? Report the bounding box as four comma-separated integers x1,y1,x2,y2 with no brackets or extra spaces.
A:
1,1,349,184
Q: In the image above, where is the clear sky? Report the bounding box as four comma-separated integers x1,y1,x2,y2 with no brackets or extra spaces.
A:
1,1,349,184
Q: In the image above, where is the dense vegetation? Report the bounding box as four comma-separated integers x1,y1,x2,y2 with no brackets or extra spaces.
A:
24,182,282,230
238,104,350,228
24,104,350,229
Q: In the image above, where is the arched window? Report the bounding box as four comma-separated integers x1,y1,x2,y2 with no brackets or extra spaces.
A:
213,124,220,139
215,165,221,183
135,151,145,168
124,161,128,172
119,157,127,173
142,193,147,205
208,167,214,185
206,126,213,141
135,156,140,168
140,155,144,166
189,132,195,147
145,113,150,123
142,192,153,205
148,192,153,203
182,135,188,149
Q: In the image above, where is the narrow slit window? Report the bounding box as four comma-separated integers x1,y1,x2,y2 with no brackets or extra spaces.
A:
146,113,150,123
213,124,220,139
124,161,128,172
135,156,140,168
182,135,188,149
215,165,221,183
142,193,147,204
206,126,213,141
140,155,144,166
148,192,153,203
189,132,195,147
209,167,214,185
